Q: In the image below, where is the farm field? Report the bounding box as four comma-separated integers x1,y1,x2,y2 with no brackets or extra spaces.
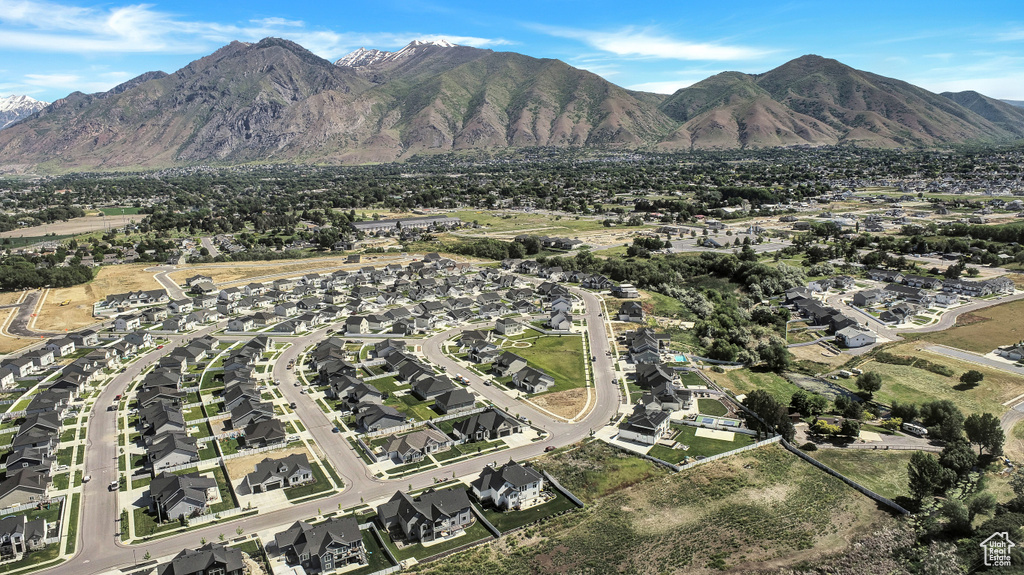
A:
912,299,1024,353
846,342,1024,416
410,442,895,574
0,213,138,238
36,264,162,332
811,449,916,502
706,368,802,405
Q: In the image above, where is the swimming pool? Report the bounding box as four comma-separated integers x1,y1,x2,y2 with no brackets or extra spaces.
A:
674,354,687,362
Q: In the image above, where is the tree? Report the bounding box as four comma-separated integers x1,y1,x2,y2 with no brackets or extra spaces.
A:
967,491,997,523
959,370,984,387
964,412,1004,456
741,389,793,440
941,499,971,535
908,451,945,501
891,401,919,423
855,371,882,398
757,338,790,372
807,395,829,417
920,400,965,441
939,440,977,478
881,417,902,432
840,419,861,438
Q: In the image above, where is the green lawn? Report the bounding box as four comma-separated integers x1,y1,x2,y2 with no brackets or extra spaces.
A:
479,492,579,533
65,493,81,553
284,462,334,501
510,334,587,394
0,545,60,573
647,425,755,464
697,398,728,416
52,473,69,490
381,518,493,562
811,449,916,501
708,368,802,405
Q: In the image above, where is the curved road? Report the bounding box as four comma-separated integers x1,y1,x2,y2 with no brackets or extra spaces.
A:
45,286,619,575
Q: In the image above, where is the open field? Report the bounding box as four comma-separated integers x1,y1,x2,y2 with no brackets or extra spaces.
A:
847,342,1024,416
410,442,896,574
35,264,162,332
788,343,848,370
529,388,588,419
811,449,915,501
706,368,802,405
0,214,138,238
910,299,1024,353
512,334,587,395
168,260,362,286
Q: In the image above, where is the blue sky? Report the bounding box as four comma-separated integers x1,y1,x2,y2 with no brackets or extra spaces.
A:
1,0,1023,103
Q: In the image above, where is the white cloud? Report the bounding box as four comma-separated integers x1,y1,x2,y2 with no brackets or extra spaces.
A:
0,0,510,58
627,80,692,94
530,24,771,61
994,28,1024,42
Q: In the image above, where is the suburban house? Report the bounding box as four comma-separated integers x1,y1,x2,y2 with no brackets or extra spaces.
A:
356,404,406,432
618,409,671,445
492,352,528,377
147,433,200,475
376,488,474,543
835,327,878,348
434,389,476,414
495,317,524,336
242,419,287,448
512,366,555,394
617,301,645,323
0,469,49,509
158,543,243,575
452,409,522,442
470,460,545,511
243,454,314,494
149,472,218,521
381,429,452,463
274,516,367,573
996,344,1024,362
0,514,49,556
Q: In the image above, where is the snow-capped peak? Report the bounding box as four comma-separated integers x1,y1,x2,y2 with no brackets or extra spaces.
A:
0,95,48,113
335,39,458,68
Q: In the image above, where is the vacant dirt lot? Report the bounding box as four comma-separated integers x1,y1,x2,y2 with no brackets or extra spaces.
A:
35,264,162,332
0,214,138,238
224,445,311,482
529,388,589,420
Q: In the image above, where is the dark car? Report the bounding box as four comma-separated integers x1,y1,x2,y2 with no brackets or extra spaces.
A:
331,427,340,433
544,446,556,452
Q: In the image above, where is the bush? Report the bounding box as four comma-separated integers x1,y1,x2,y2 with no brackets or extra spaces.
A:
800,442,818,451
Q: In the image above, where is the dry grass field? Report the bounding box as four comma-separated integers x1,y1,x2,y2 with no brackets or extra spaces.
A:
35,265,162,332
529,388,589,419
914,299,1024,353
848,341,1024,416
411,443,896,575
0,214,138,238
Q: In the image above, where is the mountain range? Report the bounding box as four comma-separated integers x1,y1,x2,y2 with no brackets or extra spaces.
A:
0,38,1021,171
0,95,49,130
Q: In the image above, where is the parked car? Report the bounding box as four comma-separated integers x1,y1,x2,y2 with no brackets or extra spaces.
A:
109,480,119,491
544,446,556,452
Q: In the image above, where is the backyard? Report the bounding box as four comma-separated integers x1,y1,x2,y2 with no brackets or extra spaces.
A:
647,424,755,464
